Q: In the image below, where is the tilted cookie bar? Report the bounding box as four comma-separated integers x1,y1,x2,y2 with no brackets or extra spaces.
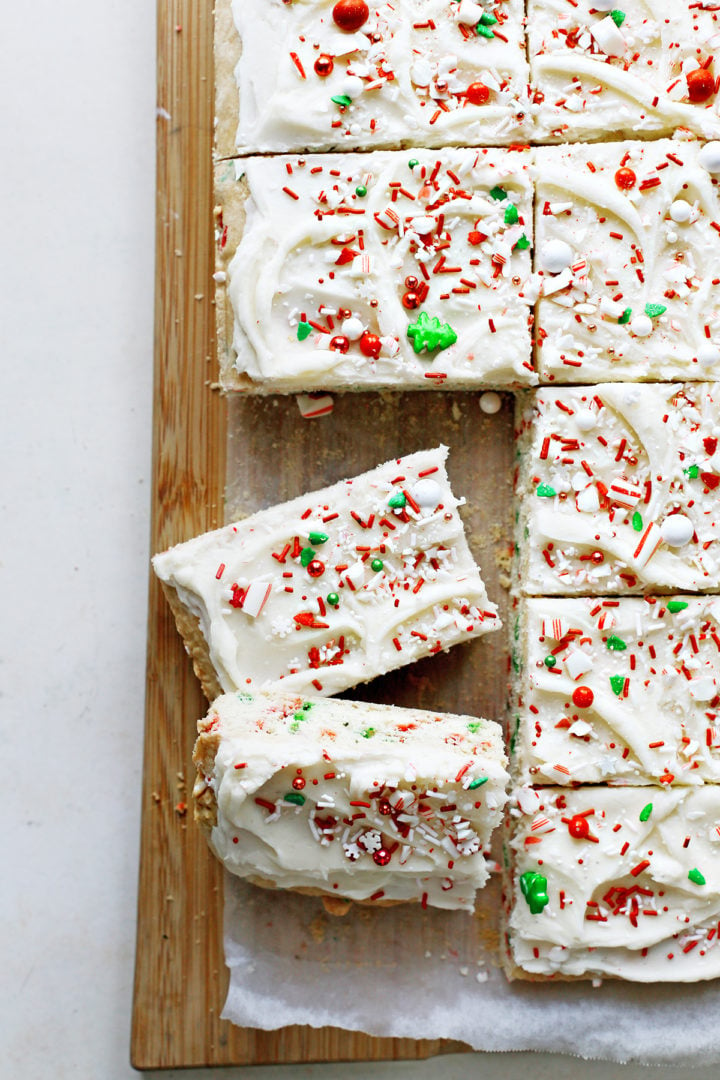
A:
510,596,720,786
215,148,535,392
153,446,500,700
514,383,720,595
534,140,720,383
194,691,508,911
528,0,720,143
504,784,720,982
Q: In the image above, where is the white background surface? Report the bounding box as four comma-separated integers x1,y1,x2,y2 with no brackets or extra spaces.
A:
1,3,718,1077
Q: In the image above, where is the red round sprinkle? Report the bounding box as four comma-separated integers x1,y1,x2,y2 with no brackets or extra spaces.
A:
614,167,637,190
329,335,350,352
292,776,306,790
332,0,369,31
402,291,421,310
591,550,604,564
314,54,335,77
378,798,392,816
307,559,325,577
687,67,716,103
404,275,419,290
567,814,590,839
466,81,490,105
373,848,392,866
572,686,594,709
359,331,382,358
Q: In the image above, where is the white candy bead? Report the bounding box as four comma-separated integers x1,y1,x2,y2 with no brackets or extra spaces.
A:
340,76,364,99
661,514,694,547
630,314,653,337
575,408,597,433
341,317,364,340
698,343,720,367
669,199,692,224
540,239,574,274
479,391,502,414
698,142,720,173
410,478,443,507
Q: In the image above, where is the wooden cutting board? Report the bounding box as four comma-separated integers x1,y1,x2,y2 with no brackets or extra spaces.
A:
130,0,513,1067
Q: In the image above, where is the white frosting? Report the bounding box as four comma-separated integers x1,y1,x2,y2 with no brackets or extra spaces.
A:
515,382,720,594
512,596,720,785
196,691,508,910
507,785,720,981
528,0,720,142
231,0,532,153
535,140,720,382
153,447,500,696
225,149,536,390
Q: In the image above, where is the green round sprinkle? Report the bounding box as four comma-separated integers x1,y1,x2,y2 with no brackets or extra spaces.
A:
300,547,316,567
688,868,706,886
519,871,549,914
284,791,306,806
326,592,340,606
645,302,667,318
490,185,508,201
610,8,626,25
536,483,557,498
618,307,632,324
370,557,384,572
331,94,353,107
515,233,531,250
687,464,700,479
308,531,329,546
639,803,653,822
667,600,689,613
605,635,627,651
609,674,625,696
632,511,643,532
544,655,557,668
468,776,489,789
297,320,313,341
355,184,367,197
504,203,519,225
408,158,419,169
388,492,407,509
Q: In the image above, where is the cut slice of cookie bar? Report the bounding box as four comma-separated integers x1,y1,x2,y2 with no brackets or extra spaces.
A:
194,690,509,911
214,148,535,392
216,0,531,157
528,0,720,143
504,784,720,981
514,382,720,595
509,595,720,786
153,446,500,700
534,140,720,383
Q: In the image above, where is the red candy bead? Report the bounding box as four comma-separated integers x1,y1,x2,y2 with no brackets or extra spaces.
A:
307,559,325,577
572,686,594,709
591,550,604,564
614,167,636,190
332,0,369,31
314,54,335,77
329,335,350,352
378,798,392,816
402,291,421,310
404,275,419,290
466,81,490,105
359,331,382,358
373,848,392,866
567,814,590,839
292,776,306,790
687,67,716,103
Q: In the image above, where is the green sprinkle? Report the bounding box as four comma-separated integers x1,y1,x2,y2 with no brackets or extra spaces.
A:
544,655,557,668
331,94,353,107
302,701,313,710
355,184,367,197
388,492,407,509
639,803,653,822
308,531,328,546
605,635,627,651
510,716,520,754
370,558,384,572
236,691,254,701
513,617,520,641
667,600,689,613
618,307,632,324
408,158,419,169
475,21,495,36
512,651,521,675
468,776,489,789
467,721,482,733
515,233,531,250
362,727,376,739
610,8,625,25
688,868,706,886
519,871,549,915
297,320,313,341
293,712,309,723
504,203,519,225
479,11,498,23
610,674,625,696
631,511,643,532
326,592,340,606
300,547,316,567
645,303,667,318
536,483,557,498
687,464,700,479
284,791,306,806
490,185,508,201
406,311,458,353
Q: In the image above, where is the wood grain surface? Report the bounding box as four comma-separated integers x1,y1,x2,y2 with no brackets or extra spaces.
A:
131,0,505,1067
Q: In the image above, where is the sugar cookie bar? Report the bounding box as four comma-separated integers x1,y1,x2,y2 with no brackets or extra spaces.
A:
534,140,720,383
153,446,500,700
510,596,720,786
217,0,532,157
194,690,509,911
528,0,720,143
504,785,720,981
215,148,535,392
514,383,720,596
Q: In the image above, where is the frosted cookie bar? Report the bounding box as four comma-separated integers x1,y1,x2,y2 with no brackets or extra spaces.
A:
515,383,720,595
193,691,509,911
504,785,720,981
534,140,720,383
510,596,720,786
528,0,720,143
215,148,535,392
217,0,531,156
153,446,500,700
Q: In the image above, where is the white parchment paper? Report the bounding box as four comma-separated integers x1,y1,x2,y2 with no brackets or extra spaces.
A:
222,871,720,1065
